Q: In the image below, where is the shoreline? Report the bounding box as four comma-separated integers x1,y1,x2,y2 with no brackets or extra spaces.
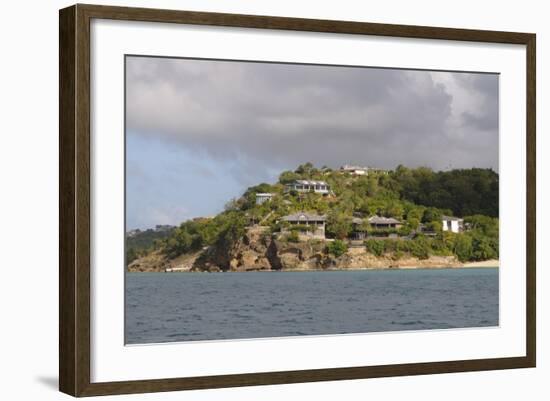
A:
132,262,499,273
461,259,499,268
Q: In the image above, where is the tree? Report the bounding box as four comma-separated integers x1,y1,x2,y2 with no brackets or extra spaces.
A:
279,170,301,184
471,233,498,260
295,162,315,176
453,234,473,262
422,207,442,224
425,220,442,233
326,210,352,239
407,217,420,230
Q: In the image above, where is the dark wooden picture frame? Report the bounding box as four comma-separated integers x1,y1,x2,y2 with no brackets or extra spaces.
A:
59,3,536,397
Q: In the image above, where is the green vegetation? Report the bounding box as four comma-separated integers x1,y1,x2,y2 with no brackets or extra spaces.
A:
327,240,348,257
128,162,499,265
126,226,175,265
163,212,246,258
286,231,300,243
365,239,385,257
393,165,498,217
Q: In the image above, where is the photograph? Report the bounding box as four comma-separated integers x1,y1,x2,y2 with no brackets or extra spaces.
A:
124,56,500,345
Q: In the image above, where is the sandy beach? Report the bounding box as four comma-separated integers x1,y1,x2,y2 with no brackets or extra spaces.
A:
462,259,499,268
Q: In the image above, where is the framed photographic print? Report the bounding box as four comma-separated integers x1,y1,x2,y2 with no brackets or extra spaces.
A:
59,4,536,397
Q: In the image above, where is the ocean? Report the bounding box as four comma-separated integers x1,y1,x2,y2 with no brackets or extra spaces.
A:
125,268,498,344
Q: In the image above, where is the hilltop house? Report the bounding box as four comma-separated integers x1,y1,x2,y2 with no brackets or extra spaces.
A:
284,180,330,195
255,193,274,205
340,165,369,175
441,215,464,233
340,165,388,176
281,212,326,239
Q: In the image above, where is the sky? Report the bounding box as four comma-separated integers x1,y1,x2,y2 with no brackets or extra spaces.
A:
126,56,499,230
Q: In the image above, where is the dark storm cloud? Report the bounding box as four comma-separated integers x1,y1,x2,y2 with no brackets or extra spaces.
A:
456,74,499,132
126,56,499,172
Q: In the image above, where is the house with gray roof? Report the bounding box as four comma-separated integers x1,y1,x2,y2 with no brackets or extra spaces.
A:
368,216,403,229
350,216,403,239
281,212,327,239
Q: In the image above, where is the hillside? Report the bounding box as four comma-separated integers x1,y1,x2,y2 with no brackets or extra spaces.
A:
127,163,499,272
126,225,175,265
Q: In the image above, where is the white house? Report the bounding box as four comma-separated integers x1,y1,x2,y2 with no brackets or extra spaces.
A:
284,180,330,195
340,165,369,175
441,215,464,233
340,165,388,176
255,193,274,205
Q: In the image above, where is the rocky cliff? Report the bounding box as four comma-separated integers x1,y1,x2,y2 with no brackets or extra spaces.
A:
128,226,463,272
195,226,464,271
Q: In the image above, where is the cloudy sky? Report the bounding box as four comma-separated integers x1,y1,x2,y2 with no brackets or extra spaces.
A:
126,56,498,229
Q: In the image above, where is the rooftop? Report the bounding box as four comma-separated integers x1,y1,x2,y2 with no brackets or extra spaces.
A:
282,212,327,222
368,216,402,225
442,215,464,221
292,180,329,186
341,165,370,171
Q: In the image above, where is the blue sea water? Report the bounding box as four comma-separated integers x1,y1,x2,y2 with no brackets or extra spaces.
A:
125,268,498,344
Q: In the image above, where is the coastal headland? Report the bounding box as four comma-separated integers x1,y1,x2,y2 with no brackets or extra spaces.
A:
127,164,499,273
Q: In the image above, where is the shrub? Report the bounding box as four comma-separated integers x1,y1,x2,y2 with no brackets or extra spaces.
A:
396,240,412,253
368,228,398,237
453,234,473,262
393,250,405,260
287,231,300,243
398,225,412,236
365,239,385,256
382,239,397,253
327,239,348,257
425,220,443,233
471,234,498,260
410,237,430,259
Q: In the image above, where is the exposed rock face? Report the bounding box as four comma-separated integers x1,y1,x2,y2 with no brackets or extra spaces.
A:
191,227,329,271
189,226,462,272
130,227,463,272
268,239,327,270
331,247,459,269
193,226,274,272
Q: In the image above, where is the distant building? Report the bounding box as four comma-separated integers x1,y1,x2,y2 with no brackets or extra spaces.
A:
368,216,403,229
255,193,274,205
285,180,330,195
340,165,387,175
281,212,326,239
126,229,141,238
441,216,464,233
340,165,370,175
350,216,403,239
